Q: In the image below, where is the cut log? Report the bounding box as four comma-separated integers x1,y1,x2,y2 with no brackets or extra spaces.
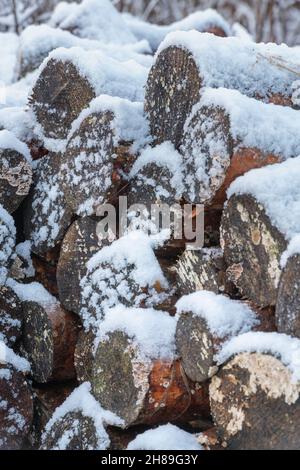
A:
19,286,80,383
91,330,209,428
210,352,300,449
180,88,300,204
29,48,147,142
175,291,259,383
74,328,95,383
32,249,59,297
276,253,300,338
0,285,23,346
0,364,33,450
57,218,108,313
145,33,297,147
23,153,72,256
0,204,16,271
221,194,287,307
8,241,35,281
0,148,32,214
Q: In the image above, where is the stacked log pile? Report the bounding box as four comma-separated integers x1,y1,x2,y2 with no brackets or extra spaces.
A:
1,0,300,451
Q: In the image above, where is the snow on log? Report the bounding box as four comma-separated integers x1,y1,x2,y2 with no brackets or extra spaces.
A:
8,280,80,383
0,130,32,213
9,240,35,282
40,382,123,450
60,96,148,216
29,47,148,143
221,157,300,307
145,32,299,147
23,153,72,256
0,342,32,450
175,291,259,382
0,204,16,275
79,231,171,331
89,306,209,428
0,284,23,346
210,332,300,449
181,88,300,204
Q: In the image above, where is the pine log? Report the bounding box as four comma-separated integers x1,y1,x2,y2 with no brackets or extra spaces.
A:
145,36,297,147
0,364,33,449
220,194,287,307
276,253,300,338
23,153,72,256
57,218,108,313
209,352,300,449
0,148,32,214
0,285,23,346
90,330,209,428
21,299,80,383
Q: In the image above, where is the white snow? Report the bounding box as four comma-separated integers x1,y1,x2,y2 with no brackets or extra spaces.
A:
0,204,16,265
127,423,203,450
227,155,300,241
0,340,30,373
0,107,34,142
0,129,31,162
176,291,258,338
157,31,300,99
42,382,123,450
97,305,177,361
15,241,35,278
281,234,300,267
0,32,19,85
129,142,184,199
123,9,231,51
216,331,300,382
49,0,137,45
6,279,58,308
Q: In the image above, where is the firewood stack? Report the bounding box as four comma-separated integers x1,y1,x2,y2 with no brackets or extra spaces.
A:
1,0,300,451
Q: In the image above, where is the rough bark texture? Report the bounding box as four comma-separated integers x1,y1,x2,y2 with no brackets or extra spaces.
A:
21,300,80,383
29,59,95,140
221,194,287,307
144,46,201,148
0,364,33,450
74,328,95,383
276,253,300,338
210,352,300,450
0,284,23,346
0,149,32,214
91,331,209,428
57,218,107,314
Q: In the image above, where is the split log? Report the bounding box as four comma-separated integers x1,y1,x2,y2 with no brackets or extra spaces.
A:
0,285,23,346
210,352,300,449
29,49,146,141
23,153,72,256
276,253,300,338
57,218,108,313
21,291,80,383
145,33,297,147
180,89,300,204
0,364,33,449
90,330,209,428
0,147,32,214
175,291,260,383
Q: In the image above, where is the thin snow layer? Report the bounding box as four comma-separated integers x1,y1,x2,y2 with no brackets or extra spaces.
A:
130,142,184,199
6,279,58,307
199,87,300,158
127,424,203,450
80,231,169,330
68,95,150,151
49,0,137,45
228,156,300,241
123,9,231,51
42,382,123,450
37,46,148,102
98,305,177,361
281,234,300,267
15,241,35,278
0,32,19,85
0,204,16,265
2,70,39,109
176,291,258,338
0,129,31,162
157,32,300,98
0,107,34,142
0,340,30,373
216,331,300,382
